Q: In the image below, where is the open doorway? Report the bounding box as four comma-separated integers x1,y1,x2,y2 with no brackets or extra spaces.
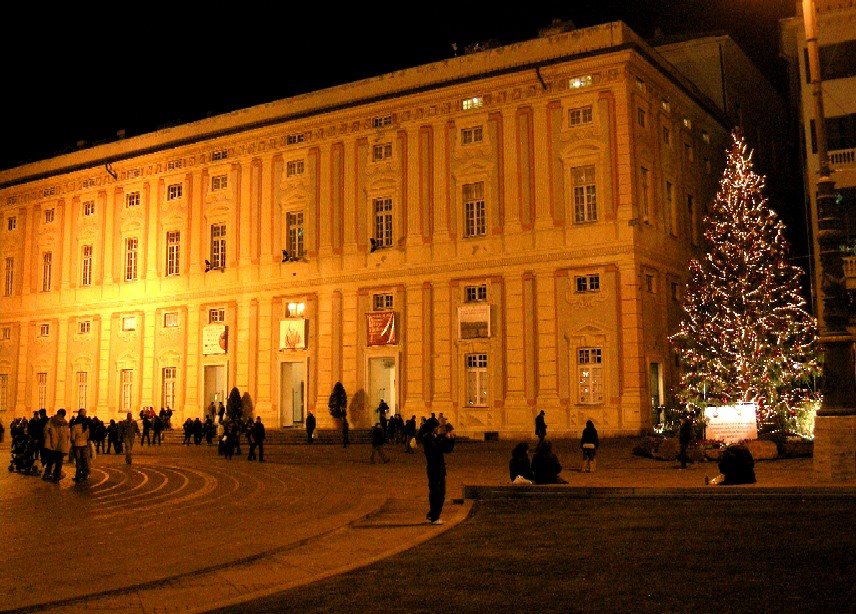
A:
367,356,396,416
204,365,226,417
280,361,306,427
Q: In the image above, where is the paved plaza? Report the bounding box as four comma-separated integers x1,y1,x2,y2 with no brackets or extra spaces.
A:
1,434,853,613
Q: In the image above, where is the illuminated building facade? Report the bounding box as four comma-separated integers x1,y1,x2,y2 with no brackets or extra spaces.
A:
0,22,731,438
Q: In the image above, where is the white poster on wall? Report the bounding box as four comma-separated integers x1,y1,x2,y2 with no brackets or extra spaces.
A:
704,403,758,444
280,318,307,349
203,325,227,355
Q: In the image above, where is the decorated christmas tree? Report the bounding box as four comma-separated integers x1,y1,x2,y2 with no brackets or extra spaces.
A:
670,130,820,433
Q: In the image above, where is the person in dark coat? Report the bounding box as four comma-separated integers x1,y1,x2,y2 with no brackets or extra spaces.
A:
370,422,390,464
106,419,120,454
531,440,568,484
249,416,266,462
404,415,417,453
376,399,390,441
509,442,534,483
305,410,316,444
420,421,455,524
717,444,756,485
535,410,547,444
580,419,599,472
678,415,694,469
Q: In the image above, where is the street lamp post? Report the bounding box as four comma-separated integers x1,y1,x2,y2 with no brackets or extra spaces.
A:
801,0,856,481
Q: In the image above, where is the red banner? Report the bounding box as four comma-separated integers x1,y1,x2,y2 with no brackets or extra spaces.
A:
367,311,396,346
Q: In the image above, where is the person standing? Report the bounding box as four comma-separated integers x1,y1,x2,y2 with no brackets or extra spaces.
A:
106,419,120,454
580,419,599,472
376,399,389,441
420,421,455,525
370,422,390,464
305,410,317,444
535,410,547,445
678,415,694,470
120,412,141,465
70,408,92,482
42,408,71,482
153,413,164,445
249,416,266,462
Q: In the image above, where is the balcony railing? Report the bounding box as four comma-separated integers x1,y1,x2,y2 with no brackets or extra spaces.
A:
830,148,856,167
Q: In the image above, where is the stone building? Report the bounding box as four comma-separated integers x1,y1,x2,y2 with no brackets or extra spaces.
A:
0,21,733,438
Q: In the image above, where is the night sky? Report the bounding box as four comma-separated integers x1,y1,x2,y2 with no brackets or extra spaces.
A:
1,1,798,171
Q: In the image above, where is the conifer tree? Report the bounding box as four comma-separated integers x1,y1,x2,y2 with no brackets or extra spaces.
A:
670,130,820,432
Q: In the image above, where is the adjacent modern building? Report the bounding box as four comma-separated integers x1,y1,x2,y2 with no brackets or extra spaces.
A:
0,21,739,439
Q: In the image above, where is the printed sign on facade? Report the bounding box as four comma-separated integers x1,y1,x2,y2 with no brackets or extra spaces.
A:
367,311,396,346
458,303,491,339
280,318,307,350
203,325,227,355
704,403,758,444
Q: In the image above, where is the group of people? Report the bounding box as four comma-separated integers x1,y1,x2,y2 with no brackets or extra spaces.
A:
509,413,601,485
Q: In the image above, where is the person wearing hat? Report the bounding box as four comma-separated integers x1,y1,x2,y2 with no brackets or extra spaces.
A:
70,408,92,482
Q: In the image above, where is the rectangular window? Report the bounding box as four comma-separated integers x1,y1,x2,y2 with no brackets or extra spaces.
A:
465,353,489,407
83,200,95,216
81,245,93,286
162,367,176,411
575,274,600,292
637,108,646,127
683,118,692,130
0,374,7,412
125,238,138,281
373,294,393,311
126,191,140,208
77,372,88,411
121,369,133,412
286,160,304,177
826,113,856,151
373,197,393,248
461,126,483,144
286,133,305,146
372,115,393,128
122,316,137,331
4,257,13,296
164,311,179,327
645,274,655,293
286,302,305,317
167,184,183,200
569,75,593,89
819,40,856,80
463,181,486,237
167,159,183,170
44,208,55,224
42,252,52,292
687,194,698,246
684,142,694,161
372,143,393,161
211,175,228,190
671,282,682,301
662,125,671,147
569,106,593,126
665,180,675,235
286,211,305,259
209,308,225,323
38,372,48,408
462,96,484,110
78,320,91,334
166,231,181,276
572,165,597,223
640,167,650,221
635,77,646,91
7,217,16,231
1,327,10,340
211,149,228,161
210,224,226,269
465,284,488,302
661,99,671,112
702,130,710,144
39,324,50,337
577,348,603,404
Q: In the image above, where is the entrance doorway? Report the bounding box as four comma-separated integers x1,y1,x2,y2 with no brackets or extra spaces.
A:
204,365,226,416
368,357,396,416
280,361,306,427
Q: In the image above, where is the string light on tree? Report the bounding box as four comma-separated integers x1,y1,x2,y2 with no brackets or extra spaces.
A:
670,130,821,433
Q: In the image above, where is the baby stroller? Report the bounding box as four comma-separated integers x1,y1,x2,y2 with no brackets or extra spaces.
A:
8,425,39,475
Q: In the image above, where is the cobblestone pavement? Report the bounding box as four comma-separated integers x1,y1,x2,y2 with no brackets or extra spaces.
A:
0,436,851,613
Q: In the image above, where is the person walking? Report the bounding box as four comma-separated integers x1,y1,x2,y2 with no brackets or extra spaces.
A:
70,408,92,482
305,410,316,444
420,421,455,525
42,408,70,482
119,412,141,465
370,422,390,464
678,415,694,470
580,419,599,472
105,419,120,454
535,410,547,445
249,416,266,462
